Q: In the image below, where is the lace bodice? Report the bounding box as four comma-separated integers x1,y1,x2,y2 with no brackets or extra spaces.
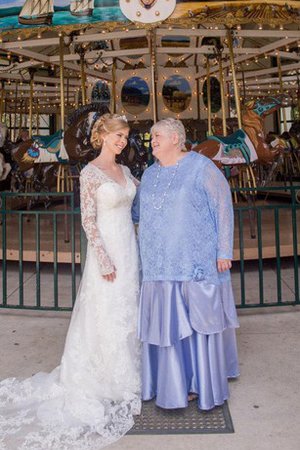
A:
80,163,136,275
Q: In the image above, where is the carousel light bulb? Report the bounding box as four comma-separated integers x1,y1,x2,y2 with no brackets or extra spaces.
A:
280,24,284,30
264,54,268,59
58,31,62,37
258,24,263,30
79,29,84,35
17,35,21,41
237,25,241,31
37,32,41,39
0,37,2,43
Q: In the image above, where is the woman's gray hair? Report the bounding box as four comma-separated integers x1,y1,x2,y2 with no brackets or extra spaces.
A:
151,118,186,149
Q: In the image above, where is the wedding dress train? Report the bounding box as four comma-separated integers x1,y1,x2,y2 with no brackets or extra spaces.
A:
0,163,141,450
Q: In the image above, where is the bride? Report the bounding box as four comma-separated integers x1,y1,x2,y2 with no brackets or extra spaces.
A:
0,114,141,450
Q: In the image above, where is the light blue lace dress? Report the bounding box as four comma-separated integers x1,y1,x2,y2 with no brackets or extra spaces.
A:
133,151,239,410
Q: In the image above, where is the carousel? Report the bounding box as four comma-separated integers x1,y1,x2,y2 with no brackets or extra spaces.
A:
0,0,300,265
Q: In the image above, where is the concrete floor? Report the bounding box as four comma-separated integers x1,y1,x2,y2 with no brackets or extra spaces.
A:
0,262,300,450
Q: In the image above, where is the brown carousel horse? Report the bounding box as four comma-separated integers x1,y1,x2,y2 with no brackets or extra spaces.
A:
11,103,148,196
194,96,285,168
64,103,148,179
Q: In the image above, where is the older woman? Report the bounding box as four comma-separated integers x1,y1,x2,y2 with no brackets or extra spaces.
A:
134,118,239,410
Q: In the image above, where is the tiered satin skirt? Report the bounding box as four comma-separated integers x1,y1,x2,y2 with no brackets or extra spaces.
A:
138,280,239,410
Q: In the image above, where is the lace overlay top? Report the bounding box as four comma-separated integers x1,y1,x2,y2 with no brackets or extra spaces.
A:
133,152,234,284
80,163,136,275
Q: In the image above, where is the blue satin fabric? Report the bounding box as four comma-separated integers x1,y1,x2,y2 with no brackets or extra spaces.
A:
138,280,239,410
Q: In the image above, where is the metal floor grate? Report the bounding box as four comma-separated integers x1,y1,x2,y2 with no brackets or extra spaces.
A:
128,400,234,435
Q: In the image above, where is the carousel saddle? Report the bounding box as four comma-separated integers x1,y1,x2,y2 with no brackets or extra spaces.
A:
27,129,69,163
208,129,256,164
33,129,63,152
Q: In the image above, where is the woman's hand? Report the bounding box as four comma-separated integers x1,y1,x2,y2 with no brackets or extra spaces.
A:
217,259,232,272
102,268,117,282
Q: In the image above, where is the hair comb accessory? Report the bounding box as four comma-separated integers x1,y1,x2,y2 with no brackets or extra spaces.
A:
117,114,128,122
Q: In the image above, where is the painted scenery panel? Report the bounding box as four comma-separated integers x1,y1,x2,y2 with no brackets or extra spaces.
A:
162,75,191,113
121,77,150,115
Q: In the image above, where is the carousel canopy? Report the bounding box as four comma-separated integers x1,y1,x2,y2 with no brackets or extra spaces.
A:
0,1,299,120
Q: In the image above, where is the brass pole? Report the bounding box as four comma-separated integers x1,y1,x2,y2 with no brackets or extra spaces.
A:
80,49,86,106
59,35,65,129
112,61,116,113
29,73,34,138
277,54,287,132
13,82,18,141
298,70,300,119
149,30,157,123
227,29,242,129
19,101,23,137
218,53,227,136
206,57,212,136
36,102,39,134
0,81,5,122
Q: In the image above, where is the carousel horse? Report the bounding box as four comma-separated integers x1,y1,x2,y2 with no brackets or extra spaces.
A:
11,103,148,195
0,122,12,189
194,96,285,167
64,103,148,179
264,123,300,184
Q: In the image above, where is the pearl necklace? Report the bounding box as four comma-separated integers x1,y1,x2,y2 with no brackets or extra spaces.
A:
151,161,179,210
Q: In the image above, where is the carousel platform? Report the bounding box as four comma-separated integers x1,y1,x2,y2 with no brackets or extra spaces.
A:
0,199,299,263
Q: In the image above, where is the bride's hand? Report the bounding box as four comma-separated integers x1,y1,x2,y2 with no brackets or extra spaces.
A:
102,268,117,282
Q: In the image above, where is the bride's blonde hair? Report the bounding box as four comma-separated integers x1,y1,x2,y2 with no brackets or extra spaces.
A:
91,113,129,150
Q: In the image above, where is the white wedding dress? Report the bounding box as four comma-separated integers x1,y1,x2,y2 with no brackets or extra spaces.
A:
0,163,141,450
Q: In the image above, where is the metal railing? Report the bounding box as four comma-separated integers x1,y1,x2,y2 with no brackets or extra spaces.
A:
232,185,299,308
0,187,299,310
1,192,81,311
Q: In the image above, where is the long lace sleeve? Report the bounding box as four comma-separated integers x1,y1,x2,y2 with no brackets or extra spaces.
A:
80,165,115,275
202,161,234,260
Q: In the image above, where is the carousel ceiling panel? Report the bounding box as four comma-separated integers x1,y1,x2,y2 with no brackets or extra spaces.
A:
0,1,299,37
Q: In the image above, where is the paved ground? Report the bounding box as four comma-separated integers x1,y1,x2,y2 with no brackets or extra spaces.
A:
0,261,300,450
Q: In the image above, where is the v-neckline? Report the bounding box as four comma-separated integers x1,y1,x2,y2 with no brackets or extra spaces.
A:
90,163,128,188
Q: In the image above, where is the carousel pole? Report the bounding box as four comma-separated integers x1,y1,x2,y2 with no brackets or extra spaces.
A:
59,34,66,129
13,82,18,141
217,51,227,136
28,70,34,138
149,30,157,123
277,54,287,132
112,61,116,114
227,29,242,129
79,47,87,106
36,101,39,135
206,57,212,136
19,100,23,137
297,70,300,118
0,80,5,122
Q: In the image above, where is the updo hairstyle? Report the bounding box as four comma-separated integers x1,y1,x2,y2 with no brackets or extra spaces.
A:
90,113,129,150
